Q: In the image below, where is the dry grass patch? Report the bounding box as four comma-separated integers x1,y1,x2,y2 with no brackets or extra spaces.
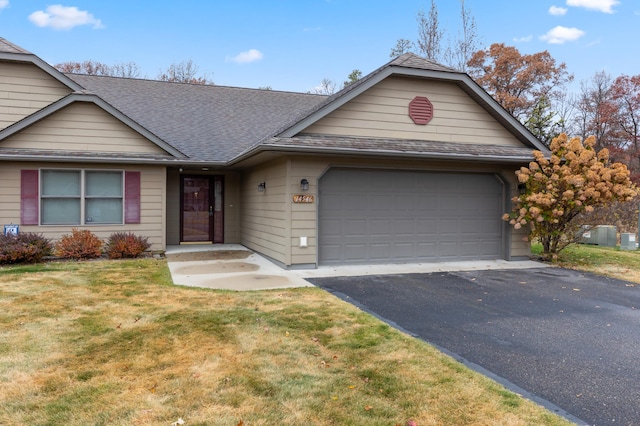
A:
0,259,572,425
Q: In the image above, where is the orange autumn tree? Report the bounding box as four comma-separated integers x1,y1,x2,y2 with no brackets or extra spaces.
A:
504,133,636,260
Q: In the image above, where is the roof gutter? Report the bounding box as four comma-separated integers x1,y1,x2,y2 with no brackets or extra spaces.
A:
228,143,535,166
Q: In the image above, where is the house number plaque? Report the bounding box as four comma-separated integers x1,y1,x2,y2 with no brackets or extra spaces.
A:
292,194,315,203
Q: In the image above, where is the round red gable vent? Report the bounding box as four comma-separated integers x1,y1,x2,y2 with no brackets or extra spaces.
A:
409,96,434,125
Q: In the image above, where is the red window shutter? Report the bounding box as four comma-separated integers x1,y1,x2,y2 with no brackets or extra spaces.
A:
124,171,141,224
21,170,39,225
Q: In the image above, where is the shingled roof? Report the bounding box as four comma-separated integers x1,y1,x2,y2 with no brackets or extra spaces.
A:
0,36,544,165
67,74,326,163
0,38,32,54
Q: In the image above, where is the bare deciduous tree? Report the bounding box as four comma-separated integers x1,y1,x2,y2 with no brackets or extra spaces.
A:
55,60,142,78
576,71,619,152
55,60,114,76
416,0,443,61
311,78,337,95
157,59,213,85
110,61,141,78
443,0,481,72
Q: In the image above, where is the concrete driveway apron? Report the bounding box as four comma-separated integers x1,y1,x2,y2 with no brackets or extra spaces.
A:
310,267,640,426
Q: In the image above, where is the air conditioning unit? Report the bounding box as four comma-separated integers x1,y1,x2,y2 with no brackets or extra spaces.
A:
578,225,617,247
620,233,637,250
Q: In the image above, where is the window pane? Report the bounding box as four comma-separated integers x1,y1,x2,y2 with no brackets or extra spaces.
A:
86,199,123,224
42,199,81,225
42,170,80,196
86,171,122,197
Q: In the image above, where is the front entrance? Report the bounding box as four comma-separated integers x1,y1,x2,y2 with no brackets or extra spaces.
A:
180,175,224,243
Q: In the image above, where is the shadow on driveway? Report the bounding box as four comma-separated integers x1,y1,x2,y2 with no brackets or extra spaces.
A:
310,267,640,426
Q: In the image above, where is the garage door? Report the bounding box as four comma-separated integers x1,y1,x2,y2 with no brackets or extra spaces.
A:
318,169,504,265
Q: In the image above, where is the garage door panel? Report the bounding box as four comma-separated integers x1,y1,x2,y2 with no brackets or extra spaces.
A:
394,219,415,235
461,219,485,233
370,219,391,236
319,244,342,262
369,194,391,211
393,242,416,259
344,219,367,236
460,240,481,255
370,243,393,260
482,240,501,253
416,197,437,210
438,195,460,211
320,218,341,237
439,218,460,234
344,194,367,210
481,220,501,233
416,218,438,235
438,241,460,257
344,244,368,262
318,169,503,265
416,241,438,257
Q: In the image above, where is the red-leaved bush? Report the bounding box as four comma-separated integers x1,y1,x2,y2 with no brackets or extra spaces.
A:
0,232,52,264
105,232,150,259
55,229,103,260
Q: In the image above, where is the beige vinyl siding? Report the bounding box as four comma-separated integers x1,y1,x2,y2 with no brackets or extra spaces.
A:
289,160,318,266
240,159,290,265
165,169,241,245
0,162,166,251
0,61,72,130
508,182,531,258
0,102,168,154
223,172,241,244
302,76,522,147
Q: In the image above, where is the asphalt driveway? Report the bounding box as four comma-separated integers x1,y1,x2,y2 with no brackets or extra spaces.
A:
309,267,640,426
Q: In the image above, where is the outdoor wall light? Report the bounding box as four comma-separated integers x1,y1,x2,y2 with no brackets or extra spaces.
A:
258,182,266,192
518,183,527,194
300,178,309,191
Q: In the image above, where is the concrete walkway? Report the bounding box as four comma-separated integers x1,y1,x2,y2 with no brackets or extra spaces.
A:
166,244,549,290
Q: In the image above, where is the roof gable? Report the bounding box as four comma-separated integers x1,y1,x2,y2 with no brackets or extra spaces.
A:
0,93,186,159
0,38,84,92
299,76,526,147
274,53,548,153
0,60,73,130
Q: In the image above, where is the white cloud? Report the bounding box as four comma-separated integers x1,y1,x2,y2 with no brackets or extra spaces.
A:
540,26,586,44
227,49,263,64
28,5,104,30
549,5,568,15
566,0,620,13
513,35,533,42
0,1,8,10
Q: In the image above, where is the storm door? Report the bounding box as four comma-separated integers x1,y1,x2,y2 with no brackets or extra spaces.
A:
180,175,224,243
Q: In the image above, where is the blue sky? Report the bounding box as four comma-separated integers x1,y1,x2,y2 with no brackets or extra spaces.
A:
1,0,637,93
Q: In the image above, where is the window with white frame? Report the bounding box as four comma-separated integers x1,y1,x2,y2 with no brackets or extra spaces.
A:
41,169,124,225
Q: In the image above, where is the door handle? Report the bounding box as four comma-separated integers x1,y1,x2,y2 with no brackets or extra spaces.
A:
209,205,214,217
